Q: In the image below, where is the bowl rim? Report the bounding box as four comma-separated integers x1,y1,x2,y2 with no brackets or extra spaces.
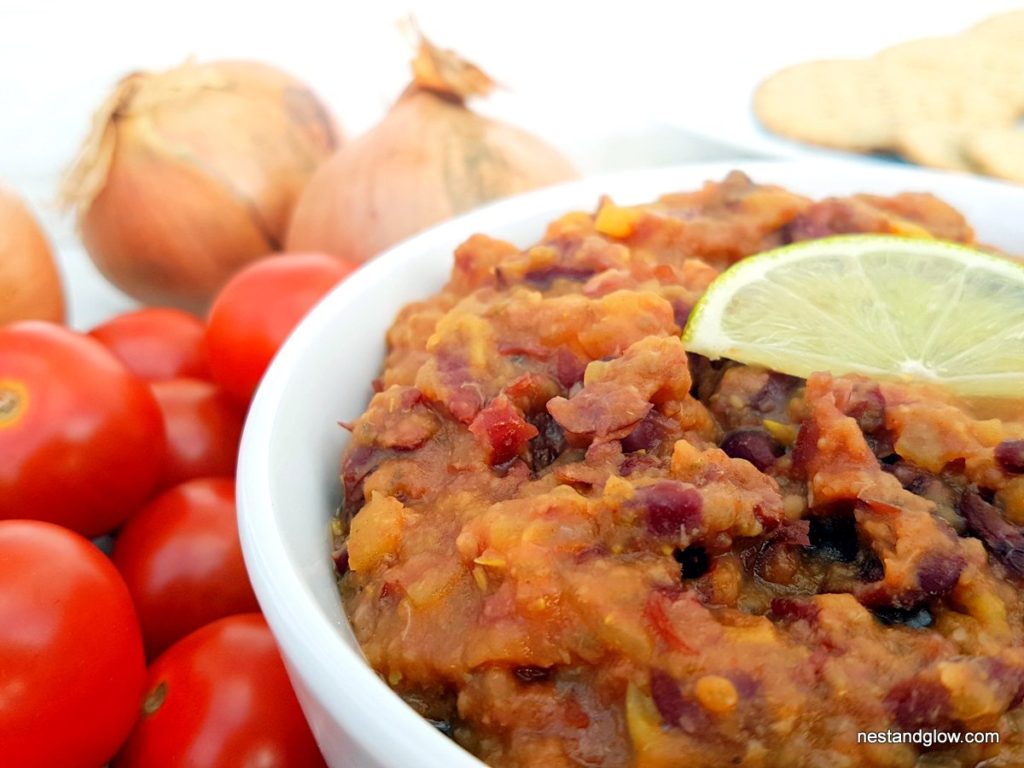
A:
237,157,1024,767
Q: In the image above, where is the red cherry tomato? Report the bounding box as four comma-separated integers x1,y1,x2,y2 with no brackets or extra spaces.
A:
114,614,327,768
113,478,259,658
0,520,146,768
205,253,357,406
90,307,210,381
0,322,166,536
151,379,244,488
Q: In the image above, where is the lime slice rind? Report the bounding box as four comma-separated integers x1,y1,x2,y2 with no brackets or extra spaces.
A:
682,235,1024,398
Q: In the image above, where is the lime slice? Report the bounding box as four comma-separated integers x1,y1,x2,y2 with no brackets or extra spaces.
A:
682,235,1024,397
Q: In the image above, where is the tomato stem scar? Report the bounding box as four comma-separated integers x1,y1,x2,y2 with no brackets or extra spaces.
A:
142,681,167,716
0,380,28,427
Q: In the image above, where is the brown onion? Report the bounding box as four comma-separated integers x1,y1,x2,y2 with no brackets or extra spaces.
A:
61,60,340,311
285,35,578,263
0,183,64,325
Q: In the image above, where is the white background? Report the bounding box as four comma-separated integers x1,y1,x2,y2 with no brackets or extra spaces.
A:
2,0,1022,326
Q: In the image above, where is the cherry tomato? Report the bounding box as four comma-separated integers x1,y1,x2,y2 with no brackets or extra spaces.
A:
0,322,166,536
90,307,210,381
113,478,259,658
205,253,357,406
114,613,327,768
151,378,244,488
0,520,146,768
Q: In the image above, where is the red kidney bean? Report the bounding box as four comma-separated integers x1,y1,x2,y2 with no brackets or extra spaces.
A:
621,412,673,454
752,372,801,414
885,678,956,732
720,429,781,472
649,670,710,734
635,481,703,536
526,411,566,473
770,597,820,624
996,440,1024,475
916,550,965,597
959,488,1024,576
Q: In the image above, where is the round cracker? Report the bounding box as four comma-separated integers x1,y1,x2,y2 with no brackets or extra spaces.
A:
876,36,968,71
968,9,1024,43
753,59,894,152
964,128,1024,183
872,35,1024,120
877,34,1024,75
881,69,1020,131
895,122,976,173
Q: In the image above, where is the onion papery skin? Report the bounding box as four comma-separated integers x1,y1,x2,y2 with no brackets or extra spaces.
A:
285,90,578,264
0,183,65,326
65,60,341,312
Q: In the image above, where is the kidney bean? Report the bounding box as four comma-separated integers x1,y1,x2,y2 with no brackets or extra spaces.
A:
650,669,686,728
959,488,1024,577
649,670,710,734
720,429,782,472
996,440,1024,474
332,544,350,577
917,551,965,597
752,372,801,414
846,384,886,434
791,419,821,479
635,481,703,537
341,444,389,519
769,520,811,547
621,412,672,454
527,411,566,473
522,265,595,288
770,597,819,624
885,678,955,732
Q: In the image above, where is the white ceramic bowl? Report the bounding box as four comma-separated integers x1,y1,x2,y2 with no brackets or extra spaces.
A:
237,159,1024,768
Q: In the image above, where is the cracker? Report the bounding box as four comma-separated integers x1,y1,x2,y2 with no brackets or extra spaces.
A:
895,122,976,173
872,36,1024,124
964,128,1024,183
963,11,1024,108
753,59,894,152
883,71,1019,131
968,9,1024,43
755,15,1024,165
877,34,1023,75
876,36,968,72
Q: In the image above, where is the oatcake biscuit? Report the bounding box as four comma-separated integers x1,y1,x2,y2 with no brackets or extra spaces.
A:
964,128,1024,183
753,59,894,152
